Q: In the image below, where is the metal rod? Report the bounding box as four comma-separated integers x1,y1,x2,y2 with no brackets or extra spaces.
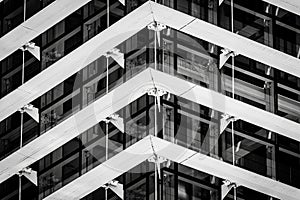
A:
230,0,235,164
19,2,26,198
20,113,24,148
23,0,26,22
105,121,108,200
230,0,235,98
22,51,25,84
231,121,236,168
106,123,108,161
230,0,236,167
231,0,234,33
106,57,109,94
107,0,109,28
154,30,157,70
162,43,164,72
105,188,108,200
20,0,26,149
231,0,237,199
154,163,158,200
105,119,108,200
21,45,24,149
232,58,235,97
154,97,158,137
154,29,159,199
19,110,24,200
19,175,22,200
105,56,109,164
105,3,109,197
231,122,236,161
154,99,158,200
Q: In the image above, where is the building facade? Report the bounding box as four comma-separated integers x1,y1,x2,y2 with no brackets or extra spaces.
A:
0,0,299,199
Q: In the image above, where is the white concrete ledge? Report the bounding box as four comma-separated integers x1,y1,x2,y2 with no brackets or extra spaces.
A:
44,135,154,200
151,2,300,78
150,69,300,142
262,0,300,16
1,68,299,187
1,1,299,125
0,1,152,122
0,68,154,184
45,135,300,200
0,0,93,61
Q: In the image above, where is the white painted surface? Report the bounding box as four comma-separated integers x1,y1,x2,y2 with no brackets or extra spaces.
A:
0,0,93,61
151,2,300,78
0,69,153,184
46,136,300,200
154,137,300,200
1,68,299,186
44,136,154,200
262,0,300,16
0,2,153,122
1,1,299,124
150,69,300,142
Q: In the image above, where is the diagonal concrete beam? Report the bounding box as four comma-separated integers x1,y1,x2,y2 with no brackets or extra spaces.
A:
261,0,300,16
0,1,153,122
1,1,300,125
0,68,155,184
45,135,300,200
1,67,300,184
0,0,94,61
151,2,300,78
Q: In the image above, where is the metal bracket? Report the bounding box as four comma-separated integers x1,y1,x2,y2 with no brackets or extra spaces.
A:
104,113,124,133
105,48,125,68
147,87,167,97
222,114,237,121
18,104,35,112
220,114,239,134
104,180,120,189
221,180,238,199
104,113,120,123
219,48,239,69
104,180,124,199
263,81,272,89
18,167,32,176
219,0,225,6
148,21,166,47
18,167,38,186
105,48,121,57
222,48,238,57
147,87,169,112
18,104,39,122
147,21,166,32
147,154,168,164
223,179,237,187
20,42,36,51
20,42,40,60
148,154,168,179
